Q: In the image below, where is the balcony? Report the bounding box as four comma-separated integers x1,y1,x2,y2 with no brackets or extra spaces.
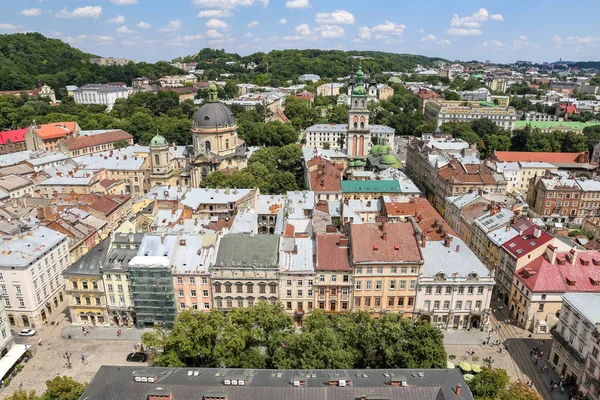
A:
550,326,585,364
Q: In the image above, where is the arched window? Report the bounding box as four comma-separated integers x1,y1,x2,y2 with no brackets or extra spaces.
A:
361,100,365,107
22,315,30,327
154,154,160,166
354,100,358,106
360,122,364,128
205,141,211,153
354,122,358,128
225,139,230,149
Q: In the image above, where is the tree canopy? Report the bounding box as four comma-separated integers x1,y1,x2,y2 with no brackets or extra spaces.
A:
467,368,541,400
142,306,447,370
4,376,87,400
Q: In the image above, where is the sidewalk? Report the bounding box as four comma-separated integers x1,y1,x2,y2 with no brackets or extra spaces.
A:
62,326,151,341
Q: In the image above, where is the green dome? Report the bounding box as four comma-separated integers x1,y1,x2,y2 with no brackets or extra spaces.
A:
369,145,380,155
356,68,364,78
381,154,397,165
150,133,167,147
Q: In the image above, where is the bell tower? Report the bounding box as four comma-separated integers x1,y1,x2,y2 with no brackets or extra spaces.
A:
347,65,371,157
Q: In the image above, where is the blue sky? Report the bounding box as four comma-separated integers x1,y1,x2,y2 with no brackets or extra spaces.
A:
2,0,600,64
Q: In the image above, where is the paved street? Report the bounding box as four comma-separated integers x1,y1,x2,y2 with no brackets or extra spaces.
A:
394,135,410,164
0,317,146,398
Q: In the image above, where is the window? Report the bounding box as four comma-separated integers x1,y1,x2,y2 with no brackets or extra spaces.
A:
356,280,362,290
424,300,430,310
425,286,432,294
443,300,450,310
201,277,208,284
319,274,325,282
297,290,303,297
434,300,440,310
189,277,195,284
411,267,417,274
286,280,292,286
475,300,482,309
391,267,397,273
117,284,123,292
236,283,243,293
178,290,184,297
191,290,197,297
297,280,303,286
107,284,113,292
456,300,462,310
308,279,313,286
366,281,372,290
177,277,183,284
458,287,464,294
374,297,381,307
401,267,407,274
355,297,361,307
365,298,371,307
18,298,25,308
226,299,233,308
465,300,472,310
541,294,546,300
15,286,21,295
435,286,442,295
445,286,451,294
400,280,406,289
410,280,416,289
343,275,349,283
377,267,383,274
389,280,396,290
366,267,373,274
72,280,78,290
225,283,232,293
375,280,382,290
331,275,337,283
477,286,484,294
204,303,210,310
467,286,474,295
286,290,292,297
203,290,209,297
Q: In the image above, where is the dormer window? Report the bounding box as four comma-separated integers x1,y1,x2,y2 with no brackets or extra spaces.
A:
566,278,576,286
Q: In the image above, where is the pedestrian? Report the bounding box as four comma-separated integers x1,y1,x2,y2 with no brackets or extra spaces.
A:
81,354,85,363
535,358,539,366
561,386,565,394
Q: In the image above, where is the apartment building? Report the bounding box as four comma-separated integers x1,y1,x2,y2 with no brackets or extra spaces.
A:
424,100,517,130
0,226,69,328
25,122,80,152
314,234,352,312
350,222,422,317
0,291,14,357
172,234,216,313
279,235,316,322
73,84,131,111
212,234,280,310
90,57,135,66
528,174,583,227
496,225,553,303
58,130,134,157
63,237,110,326
549,293,600,388
469,207,514,269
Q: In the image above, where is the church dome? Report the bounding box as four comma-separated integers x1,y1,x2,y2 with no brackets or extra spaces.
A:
150,133,167,147
381,154,397,165
370,145,382,156
193,102,236,129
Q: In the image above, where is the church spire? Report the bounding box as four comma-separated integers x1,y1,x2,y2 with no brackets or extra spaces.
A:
207,83,218,102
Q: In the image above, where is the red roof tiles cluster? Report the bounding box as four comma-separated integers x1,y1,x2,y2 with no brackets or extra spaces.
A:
0,128,27,145
502,226,553,259
316,234,351,271
62,130,132,151
350,222,422,264
308,158,342,192
437,159,498,185
517,249,600,292
34,122,78,140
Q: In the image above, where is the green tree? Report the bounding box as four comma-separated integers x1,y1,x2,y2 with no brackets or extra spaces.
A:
468,368,510,399
499,381,541,400
443,91,461,101
40,376,87,400
4,390,39,400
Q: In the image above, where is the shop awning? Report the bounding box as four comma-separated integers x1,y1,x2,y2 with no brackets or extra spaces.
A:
0,344,29,380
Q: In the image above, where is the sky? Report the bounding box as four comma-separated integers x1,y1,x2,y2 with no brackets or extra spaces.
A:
2,0,600,64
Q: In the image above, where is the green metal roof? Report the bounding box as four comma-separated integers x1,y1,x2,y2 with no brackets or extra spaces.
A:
341,180,401,193
515,120,600,131
215,234,280,267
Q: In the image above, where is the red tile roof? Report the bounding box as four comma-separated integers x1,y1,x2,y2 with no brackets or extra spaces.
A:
308,158,342,192
316,234,351,271
62,130,132,151
275,110,290,123
437,159,498,185
350,222,422,264
0,128,27,145
492,151,589,164
34,122,77,140
516,250,600,292
98,179,121,188
502,226,553,259
88,195,130,215
382,197,457,241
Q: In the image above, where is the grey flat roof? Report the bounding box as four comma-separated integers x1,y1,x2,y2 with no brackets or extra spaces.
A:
64,237,111,276
563,293,600,324
0,226,66,268
421,238,490,278
215,234,280,267
81,366,473,400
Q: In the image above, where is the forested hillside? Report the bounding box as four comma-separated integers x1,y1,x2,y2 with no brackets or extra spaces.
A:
0,33,181,93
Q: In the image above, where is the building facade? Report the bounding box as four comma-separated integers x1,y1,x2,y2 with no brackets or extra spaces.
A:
73,84,131,111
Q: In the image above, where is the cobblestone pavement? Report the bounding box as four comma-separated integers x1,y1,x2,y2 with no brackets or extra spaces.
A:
0,318,147,398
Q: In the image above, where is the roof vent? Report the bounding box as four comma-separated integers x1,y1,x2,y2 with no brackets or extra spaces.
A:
373,244,379,250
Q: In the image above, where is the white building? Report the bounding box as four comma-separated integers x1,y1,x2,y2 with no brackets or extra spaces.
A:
73,84,131,111
549,293,600,389
414,237,495,330
0,226,70,328
0,291,14,357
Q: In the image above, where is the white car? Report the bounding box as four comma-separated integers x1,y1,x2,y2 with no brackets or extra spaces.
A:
18,329,37,336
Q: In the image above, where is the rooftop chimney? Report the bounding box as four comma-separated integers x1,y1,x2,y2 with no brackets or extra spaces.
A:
444,235,453,248
456,384,462,396
382,232,387,241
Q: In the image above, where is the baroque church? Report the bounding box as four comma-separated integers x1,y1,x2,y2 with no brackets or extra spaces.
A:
303,66,395,157
148,84,250,188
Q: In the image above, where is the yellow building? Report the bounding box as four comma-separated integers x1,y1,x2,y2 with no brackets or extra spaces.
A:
63,240,110,326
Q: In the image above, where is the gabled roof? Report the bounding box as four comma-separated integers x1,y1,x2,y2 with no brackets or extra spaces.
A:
502,226,553,259
33,122,77,140
316,234,351,271
350,222,422,264
61,130,132,151
0,128,27,145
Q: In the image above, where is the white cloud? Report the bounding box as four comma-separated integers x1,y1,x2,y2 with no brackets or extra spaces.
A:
447,27,481,36
136,21,150,28
116,25,133,34
294,23,311,36
160,19,182,32
196,9,233,18
416,28,425,34
371,21,405,37
122,40,138,46
244,32,254,38
318,25,344,38
491,40,504,47
20,8,42,17
206,18,228,30
206,29,224,39
285,0,309,8
247,21,259,28
66,35,115,45
183,34,204,41
512,35,535,49
553,35,600,48
110,0,138,4
447,8,502,36
421,33,451,45
51,31,62,37
56,6,102,19
192,0,268,9
358,26,371,40
277,18,287,25
0,24,23,30
315,9,355,25
108,15,125,23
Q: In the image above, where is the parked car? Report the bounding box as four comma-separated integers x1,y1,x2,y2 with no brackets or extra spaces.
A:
18,329,37,336
126,352,148,363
